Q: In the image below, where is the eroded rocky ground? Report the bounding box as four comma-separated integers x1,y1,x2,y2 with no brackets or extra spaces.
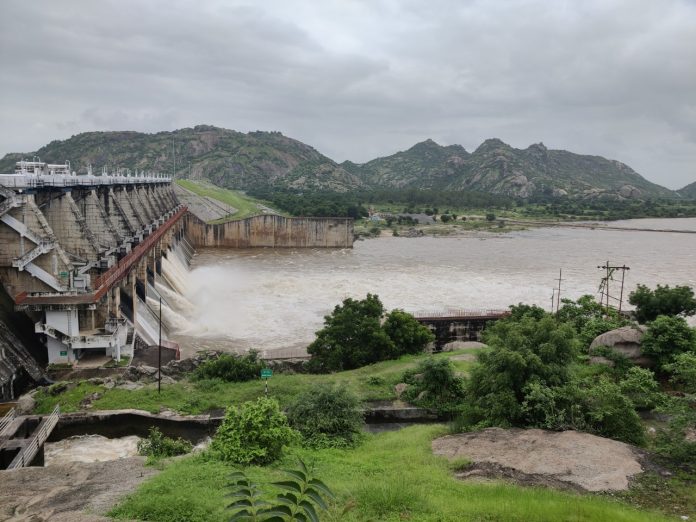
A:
0,456,158,521
433,427,646,492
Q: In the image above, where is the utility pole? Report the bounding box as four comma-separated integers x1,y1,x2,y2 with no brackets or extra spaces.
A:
597,262,630,314
555,268,563,313
551,288,556,313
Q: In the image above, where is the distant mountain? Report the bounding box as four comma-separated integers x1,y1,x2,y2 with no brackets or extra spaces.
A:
346,138,675,200
678,180,696,199
0,127,676,200
0,126,361,192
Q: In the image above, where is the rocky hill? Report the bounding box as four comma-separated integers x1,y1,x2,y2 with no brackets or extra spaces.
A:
0,127,677,200
678,180,696,199
346,138,675,200
0,126,361,192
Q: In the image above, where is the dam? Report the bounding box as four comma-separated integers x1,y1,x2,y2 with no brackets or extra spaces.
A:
0,162,355,400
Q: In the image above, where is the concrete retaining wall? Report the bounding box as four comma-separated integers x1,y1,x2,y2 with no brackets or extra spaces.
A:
184,213,354,248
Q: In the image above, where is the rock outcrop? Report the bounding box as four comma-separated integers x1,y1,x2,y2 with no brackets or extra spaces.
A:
589,325,652,367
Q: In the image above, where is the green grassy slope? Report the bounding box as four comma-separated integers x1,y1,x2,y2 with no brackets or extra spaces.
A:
110,425,670,522
176,179,263,221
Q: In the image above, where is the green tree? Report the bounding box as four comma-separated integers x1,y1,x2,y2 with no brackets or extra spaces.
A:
307,294,394,372
402,358,465,417
664,352,696,393
383,309,434,355
286,384,363,448
211,397,296,465
465,315,579,426
640,315,696,370
628,284,696,323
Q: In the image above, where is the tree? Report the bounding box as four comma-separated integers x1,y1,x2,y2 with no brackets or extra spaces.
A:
307,294,394,372
464,315,579,426
640,315,696,370
628,284,696,323
307,296,433,372
486,213,496,221
383,309,434,355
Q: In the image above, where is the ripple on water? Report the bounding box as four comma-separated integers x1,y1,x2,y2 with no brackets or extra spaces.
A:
44,435,141,466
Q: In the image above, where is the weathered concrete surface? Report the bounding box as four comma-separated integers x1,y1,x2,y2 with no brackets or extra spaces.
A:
0,456,157,521
433,428,644,492
185,213,354,248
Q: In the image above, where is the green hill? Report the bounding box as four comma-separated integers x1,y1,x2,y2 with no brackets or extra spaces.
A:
0,127,676,200
678,180,696,199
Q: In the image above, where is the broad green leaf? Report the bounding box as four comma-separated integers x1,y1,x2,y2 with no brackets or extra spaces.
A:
272,480,303,493
300,500,319,522
305,490,328,511
282,469,308,483
308,478,334,499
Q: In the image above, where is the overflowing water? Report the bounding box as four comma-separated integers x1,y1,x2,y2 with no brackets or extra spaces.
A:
162,218,696,357
44,435,140,466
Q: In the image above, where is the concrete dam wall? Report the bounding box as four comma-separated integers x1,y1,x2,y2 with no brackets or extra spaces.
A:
184,213,354,248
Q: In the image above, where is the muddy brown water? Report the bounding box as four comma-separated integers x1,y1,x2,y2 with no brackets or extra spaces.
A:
168,218,696,357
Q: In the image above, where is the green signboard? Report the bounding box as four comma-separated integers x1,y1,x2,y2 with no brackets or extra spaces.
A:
60,350,68,356
260,369,273,378
59,271,69,278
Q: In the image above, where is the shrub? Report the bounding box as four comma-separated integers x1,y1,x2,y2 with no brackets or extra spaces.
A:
521,377,646,445
628,284,696,323
193,351,265,382
465,315,578,426
664,352,696,393
286,384,363,448
485,213,496,221
653,412,696,470
383,309,434,355
402,358,465,417
137,427,192,461
619,367,661,410
211,397,296,465
640,315,696,370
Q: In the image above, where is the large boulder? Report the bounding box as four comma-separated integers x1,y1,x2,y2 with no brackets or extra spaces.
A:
589,325,652,367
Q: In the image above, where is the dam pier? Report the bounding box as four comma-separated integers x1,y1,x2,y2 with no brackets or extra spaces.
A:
0,161,188,399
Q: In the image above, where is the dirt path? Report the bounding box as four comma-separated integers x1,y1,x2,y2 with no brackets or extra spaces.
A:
433,428,645,492
0,456,158,521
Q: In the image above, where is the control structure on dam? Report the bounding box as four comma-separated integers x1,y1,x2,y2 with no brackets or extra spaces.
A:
0,161,187,379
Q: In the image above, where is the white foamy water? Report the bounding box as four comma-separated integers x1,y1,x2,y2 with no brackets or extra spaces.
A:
169,218,696,357
44,435,140,466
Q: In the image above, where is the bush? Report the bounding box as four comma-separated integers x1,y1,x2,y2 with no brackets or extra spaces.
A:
640,315,696,370
628,284,696,323
464,315,578,427
137,427,192,460
307,295,432,373
521,377,646,445
211,397,296,465
664,352,696,393
193,351,265,382
286,384,364,448
402,358,465,417
619,367,661,410
654,412,696,470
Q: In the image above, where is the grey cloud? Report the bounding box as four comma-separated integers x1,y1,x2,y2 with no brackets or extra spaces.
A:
0,0,694,189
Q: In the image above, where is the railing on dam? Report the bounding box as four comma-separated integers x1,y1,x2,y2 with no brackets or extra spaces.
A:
413,309,510,321
14,206,188,306
0,173,171,189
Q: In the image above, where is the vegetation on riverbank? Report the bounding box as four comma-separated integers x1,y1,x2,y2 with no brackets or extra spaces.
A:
110,425,671,522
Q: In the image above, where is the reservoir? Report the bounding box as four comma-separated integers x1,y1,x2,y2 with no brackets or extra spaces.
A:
170,218,696,357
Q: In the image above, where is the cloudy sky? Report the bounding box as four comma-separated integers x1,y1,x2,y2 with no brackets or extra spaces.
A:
1,0,694,189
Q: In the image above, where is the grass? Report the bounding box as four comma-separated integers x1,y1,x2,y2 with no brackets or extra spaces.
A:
176,179,266,221
110,425,671,522
33,349,483,415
